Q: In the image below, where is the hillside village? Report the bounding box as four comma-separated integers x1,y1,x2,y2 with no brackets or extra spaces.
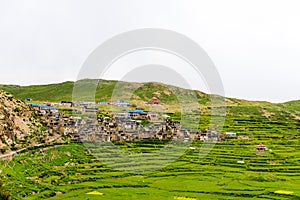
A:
0,90,272,161
26,96,235,144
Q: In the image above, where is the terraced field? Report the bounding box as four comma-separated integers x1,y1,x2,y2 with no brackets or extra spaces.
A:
1,122,299,200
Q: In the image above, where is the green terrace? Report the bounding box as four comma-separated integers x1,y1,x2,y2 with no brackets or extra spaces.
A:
0,136,299,199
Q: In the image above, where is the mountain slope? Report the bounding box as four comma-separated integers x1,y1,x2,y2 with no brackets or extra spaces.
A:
0,79,209,103
0,79,299,131
0,81,75,102
0,90,49,154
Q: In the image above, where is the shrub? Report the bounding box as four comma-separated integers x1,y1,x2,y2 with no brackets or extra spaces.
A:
0,182,10,200
0,190,10,200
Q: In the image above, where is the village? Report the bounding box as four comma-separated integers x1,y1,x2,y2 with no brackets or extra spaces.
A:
25,97,269,151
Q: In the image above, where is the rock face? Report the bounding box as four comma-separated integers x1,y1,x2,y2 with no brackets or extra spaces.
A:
0,90,46,153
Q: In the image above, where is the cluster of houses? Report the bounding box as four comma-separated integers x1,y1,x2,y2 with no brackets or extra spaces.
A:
114,109,159,120
73,116,226,143
28,101,226,143
26,98,268,149
30,102,232,142
71,105,235,142
98,100,130,107
30,103,77,137
78,97,162,108
75,117,176,142
26,95,163,114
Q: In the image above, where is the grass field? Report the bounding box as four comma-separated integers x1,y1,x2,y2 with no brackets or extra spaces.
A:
1,115,299,200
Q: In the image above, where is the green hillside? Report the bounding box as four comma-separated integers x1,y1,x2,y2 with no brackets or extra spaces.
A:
0,79,208,104
0,138,300,199
0,79,299,135
0,81,75,102
0,79,298,112
0,79,299,125
0,79,299,134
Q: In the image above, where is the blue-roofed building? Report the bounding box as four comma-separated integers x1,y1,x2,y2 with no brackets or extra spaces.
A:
84,106,99,112
136,110,144,113
125,109,147,118
117,100,130,107
98,101,109,105
224,132,237,137
40,105,52,110
25,98,32,101
50,107,59,113
118,102,130,107
31,104,39,107
81,101,95,106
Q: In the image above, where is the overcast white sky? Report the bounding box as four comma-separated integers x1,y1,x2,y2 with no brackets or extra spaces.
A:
0,0,300,103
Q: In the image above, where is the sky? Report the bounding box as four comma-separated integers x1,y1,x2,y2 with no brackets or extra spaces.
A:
0,0,300,103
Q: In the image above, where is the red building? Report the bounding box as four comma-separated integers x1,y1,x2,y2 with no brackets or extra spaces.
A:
256,143,268,150
147,97,161,105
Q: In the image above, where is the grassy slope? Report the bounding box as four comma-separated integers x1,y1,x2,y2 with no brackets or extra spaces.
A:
0,79,208,103
0,82,75,102
0,79,298,115
0,79,299,131
0,140,299,200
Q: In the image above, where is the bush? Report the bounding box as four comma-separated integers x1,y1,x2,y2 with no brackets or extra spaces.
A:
0,181,10,200
0,190,10,200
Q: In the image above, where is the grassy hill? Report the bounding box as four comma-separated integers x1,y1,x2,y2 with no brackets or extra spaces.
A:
0,81,76,102
0,79,299,131
1,79,299,134
0,78,298,114
0,79,208,105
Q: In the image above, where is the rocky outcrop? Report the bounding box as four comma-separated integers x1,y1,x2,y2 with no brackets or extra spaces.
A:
0,90,47,153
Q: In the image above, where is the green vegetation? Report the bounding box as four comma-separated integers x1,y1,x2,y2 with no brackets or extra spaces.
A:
0,136,299,200
0,112,299,199
0,81,75,102
0,181,10,200
0,80,299,199
1,79,299,116
0,79,200,110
